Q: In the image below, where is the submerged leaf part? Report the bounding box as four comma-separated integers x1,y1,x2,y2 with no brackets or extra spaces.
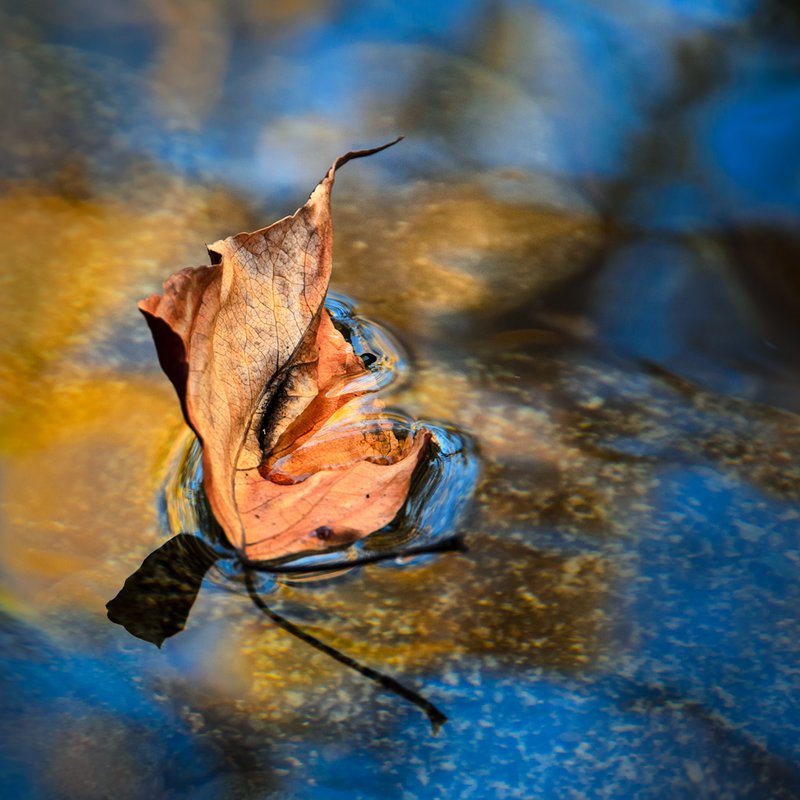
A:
106,533,219,647
140,140,431,560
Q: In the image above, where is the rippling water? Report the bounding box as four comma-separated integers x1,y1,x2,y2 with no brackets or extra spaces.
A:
2,2,800,798
160,294,479,589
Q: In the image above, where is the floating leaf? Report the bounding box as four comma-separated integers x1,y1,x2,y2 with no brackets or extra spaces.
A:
139,140,430,561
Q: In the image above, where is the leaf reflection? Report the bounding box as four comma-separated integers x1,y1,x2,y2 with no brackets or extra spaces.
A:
106,533,219,648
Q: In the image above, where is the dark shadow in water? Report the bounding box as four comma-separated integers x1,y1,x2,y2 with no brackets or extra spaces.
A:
107,534,457,731
106,533,219,647
724,226,800,362
615,678,800,798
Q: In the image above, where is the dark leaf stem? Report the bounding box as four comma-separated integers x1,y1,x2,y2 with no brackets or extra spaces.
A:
243,534,466,575
243,569,447,733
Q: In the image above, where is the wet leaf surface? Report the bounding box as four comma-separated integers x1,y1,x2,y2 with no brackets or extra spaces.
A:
139,141,431,561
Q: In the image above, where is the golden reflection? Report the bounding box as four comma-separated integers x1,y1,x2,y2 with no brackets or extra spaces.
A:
0,375,181,613
0,180,252,435
0,173,257,622
331,181,605,336
147,0,230,129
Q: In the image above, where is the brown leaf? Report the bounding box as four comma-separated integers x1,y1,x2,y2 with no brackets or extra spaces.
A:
139,139,430,561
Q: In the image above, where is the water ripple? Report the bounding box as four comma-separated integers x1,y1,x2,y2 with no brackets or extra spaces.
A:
160,293,478,591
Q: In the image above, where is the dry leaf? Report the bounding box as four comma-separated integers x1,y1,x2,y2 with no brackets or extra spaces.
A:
139,140,430,561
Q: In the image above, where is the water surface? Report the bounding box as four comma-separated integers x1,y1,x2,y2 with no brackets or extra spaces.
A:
2,2,800,798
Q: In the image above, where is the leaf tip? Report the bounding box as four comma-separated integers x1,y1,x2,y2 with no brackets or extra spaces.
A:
330,136,405,176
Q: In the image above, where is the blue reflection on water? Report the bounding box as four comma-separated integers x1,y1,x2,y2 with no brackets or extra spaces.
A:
0,616,226,800
706,79,800,218
39,0,797,219
632,467,800,764
592,238,761,365
285,671,798,799
270,463,800,799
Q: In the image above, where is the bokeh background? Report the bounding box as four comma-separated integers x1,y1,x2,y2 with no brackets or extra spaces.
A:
2,1,800,798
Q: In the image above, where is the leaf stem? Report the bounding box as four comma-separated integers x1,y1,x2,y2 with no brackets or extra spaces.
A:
243,535,466,575
243,570,447,733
